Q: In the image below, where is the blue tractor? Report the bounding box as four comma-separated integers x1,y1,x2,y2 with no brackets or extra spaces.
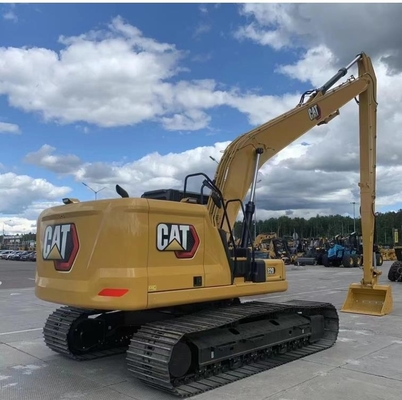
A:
321,233,361,268
321,232,383,268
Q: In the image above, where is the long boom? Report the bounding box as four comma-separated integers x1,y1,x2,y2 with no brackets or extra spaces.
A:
207,53,377,278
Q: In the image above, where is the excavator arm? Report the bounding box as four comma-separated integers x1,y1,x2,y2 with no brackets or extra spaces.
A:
207,52,392,316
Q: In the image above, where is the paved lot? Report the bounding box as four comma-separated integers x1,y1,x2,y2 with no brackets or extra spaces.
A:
0,259,36,289
1,260,402,400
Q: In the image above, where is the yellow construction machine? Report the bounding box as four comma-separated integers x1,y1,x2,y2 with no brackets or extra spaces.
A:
253,232,278,251
35,52,392,397
253,232,281,259
253,233,298,264
388,228,402,281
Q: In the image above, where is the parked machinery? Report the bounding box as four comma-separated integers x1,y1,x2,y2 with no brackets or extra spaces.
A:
34,52,392,397
388,228,402,282
271,237,298,265
352,232,383,267
253,232,277,252
320,232,383,268
296,237,327,266
321,234,359,268
252,233,297,264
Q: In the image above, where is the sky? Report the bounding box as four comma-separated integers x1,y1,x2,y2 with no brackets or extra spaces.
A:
1,2,402,235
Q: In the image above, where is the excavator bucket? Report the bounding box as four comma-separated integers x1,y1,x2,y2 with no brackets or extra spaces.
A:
341,283,393,316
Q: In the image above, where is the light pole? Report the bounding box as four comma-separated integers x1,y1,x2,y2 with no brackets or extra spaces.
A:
2,219,13,249
350,201,356,232
82,182,106,200
209,156,219,165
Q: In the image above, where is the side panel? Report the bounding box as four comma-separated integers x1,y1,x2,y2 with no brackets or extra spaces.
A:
147,200,206,292
148,280,288,309
147,259,288,309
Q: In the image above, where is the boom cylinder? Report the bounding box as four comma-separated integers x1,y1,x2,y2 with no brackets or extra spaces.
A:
320,53,362,94
240,148,264,248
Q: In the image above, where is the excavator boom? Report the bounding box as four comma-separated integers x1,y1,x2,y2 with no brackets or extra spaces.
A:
207,52,392,316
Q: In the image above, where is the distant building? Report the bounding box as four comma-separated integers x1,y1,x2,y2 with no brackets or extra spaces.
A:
1,235,36,250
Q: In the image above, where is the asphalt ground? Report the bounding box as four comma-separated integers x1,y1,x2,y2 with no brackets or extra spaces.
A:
0,259,36,289
1,260,402,400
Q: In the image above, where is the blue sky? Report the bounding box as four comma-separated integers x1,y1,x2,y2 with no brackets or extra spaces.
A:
1,3,298,189
1,3,402,233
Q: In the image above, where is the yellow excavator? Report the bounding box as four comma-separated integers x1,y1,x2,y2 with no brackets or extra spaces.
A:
253,232,278,251
253,233,298,264
35,52,392,397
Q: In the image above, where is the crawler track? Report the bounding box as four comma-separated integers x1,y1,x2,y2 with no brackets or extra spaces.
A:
126,300,339,397
43,306,132,360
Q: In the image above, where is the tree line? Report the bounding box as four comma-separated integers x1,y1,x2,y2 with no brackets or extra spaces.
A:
233,209,402,246
2,212,402,247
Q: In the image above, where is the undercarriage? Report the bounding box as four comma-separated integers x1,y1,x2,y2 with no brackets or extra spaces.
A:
43,299,339,397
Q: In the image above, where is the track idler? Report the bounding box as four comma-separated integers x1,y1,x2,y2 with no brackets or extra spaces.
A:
43,306,134,360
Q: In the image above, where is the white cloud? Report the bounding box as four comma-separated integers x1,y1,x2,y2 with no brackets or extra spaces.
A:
161,109,211,131
269,48,402,174
18,142,228,234
0,172,71,215
193,23,211,38
19,43,402,227
229,3,402,217
1,217,35,235
275,46,338,87
235,3,402,72
199,4,208,14
1,201,62,235
0,121,20,134
225,92,301,126
191,52,212,63
25,141,230,199
4,8,402,235
23,104,402,224
0,15,303,132
3,10,17,23
0,171,72,234
24,144,82,174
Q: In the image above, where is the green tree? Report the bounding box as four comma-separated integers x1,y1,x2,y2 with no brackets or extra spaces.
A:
230,209,402,246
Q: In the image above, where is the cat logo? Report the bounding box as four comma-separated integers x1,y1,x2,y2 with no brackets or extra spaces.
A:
308,104,321,121
156,223,200,259
42,223,79,272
